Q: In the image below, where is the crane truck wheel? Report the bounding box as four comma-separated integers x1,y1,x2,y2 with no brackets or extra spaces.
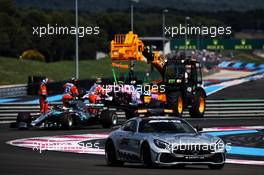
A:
189,91,206,118
167,92,183,117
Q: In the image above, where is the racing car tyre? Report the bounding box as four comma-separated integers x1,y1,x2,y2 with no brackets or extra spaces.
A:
208,163,224,170
141,142,156,167
60,113,73,129
125,109,137,119
167,91,183,117
101,110,118,128
105,140,124,166
189,91,206,118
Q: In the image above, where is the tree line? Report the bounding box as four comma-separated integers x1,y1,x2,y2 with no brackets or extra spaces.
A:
0,0,263,62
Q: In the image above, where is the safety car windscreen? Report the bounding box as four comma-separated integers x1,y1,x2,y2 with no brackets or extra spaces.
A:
139,119,196,133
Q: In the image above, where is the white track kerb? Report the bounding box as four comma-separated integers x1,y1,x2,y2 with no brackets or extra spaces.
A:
6,126,264,166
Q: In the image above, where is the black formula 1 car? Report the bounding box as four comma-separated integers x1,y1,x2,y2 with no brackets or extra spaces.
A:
12,100,118,130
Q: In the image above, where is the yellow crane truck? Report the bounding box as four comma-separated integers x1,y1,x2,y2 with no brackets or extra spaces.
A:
109,31,206,118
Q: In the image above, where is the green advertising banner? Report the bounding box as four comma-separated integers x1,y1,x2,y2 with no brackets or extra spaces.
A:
170,39,264,50
203,39,225,50
172,39,197,50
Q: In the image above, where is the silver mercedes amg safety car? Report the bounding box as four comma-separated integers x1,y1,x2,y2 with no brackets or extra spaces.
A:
105,116,226,169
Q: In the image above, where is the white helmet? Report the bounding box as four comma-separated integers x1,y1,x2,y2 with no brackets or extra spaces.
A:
42,78,48,84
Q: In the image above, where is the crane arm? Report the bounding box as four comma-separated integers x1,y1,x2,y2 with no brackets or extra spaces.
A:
110,31,165,73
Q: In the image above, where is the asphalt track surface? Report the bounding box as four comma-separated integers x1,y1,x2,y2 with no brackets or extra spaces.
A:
1,79,264,175
1,116,264,175
208,78,264,99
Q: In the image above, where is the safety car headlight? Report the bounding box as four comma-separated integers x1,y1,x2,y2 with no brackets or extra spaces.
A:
211,139,225,153
154,139,170,149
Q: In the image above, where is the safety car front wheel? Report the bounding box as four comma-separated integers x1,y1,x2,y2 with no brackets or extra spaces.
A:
105,140,124,166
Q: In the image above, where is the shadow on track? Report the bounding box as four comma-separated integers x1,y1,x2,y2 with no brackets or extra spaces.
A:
96,164,213,170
